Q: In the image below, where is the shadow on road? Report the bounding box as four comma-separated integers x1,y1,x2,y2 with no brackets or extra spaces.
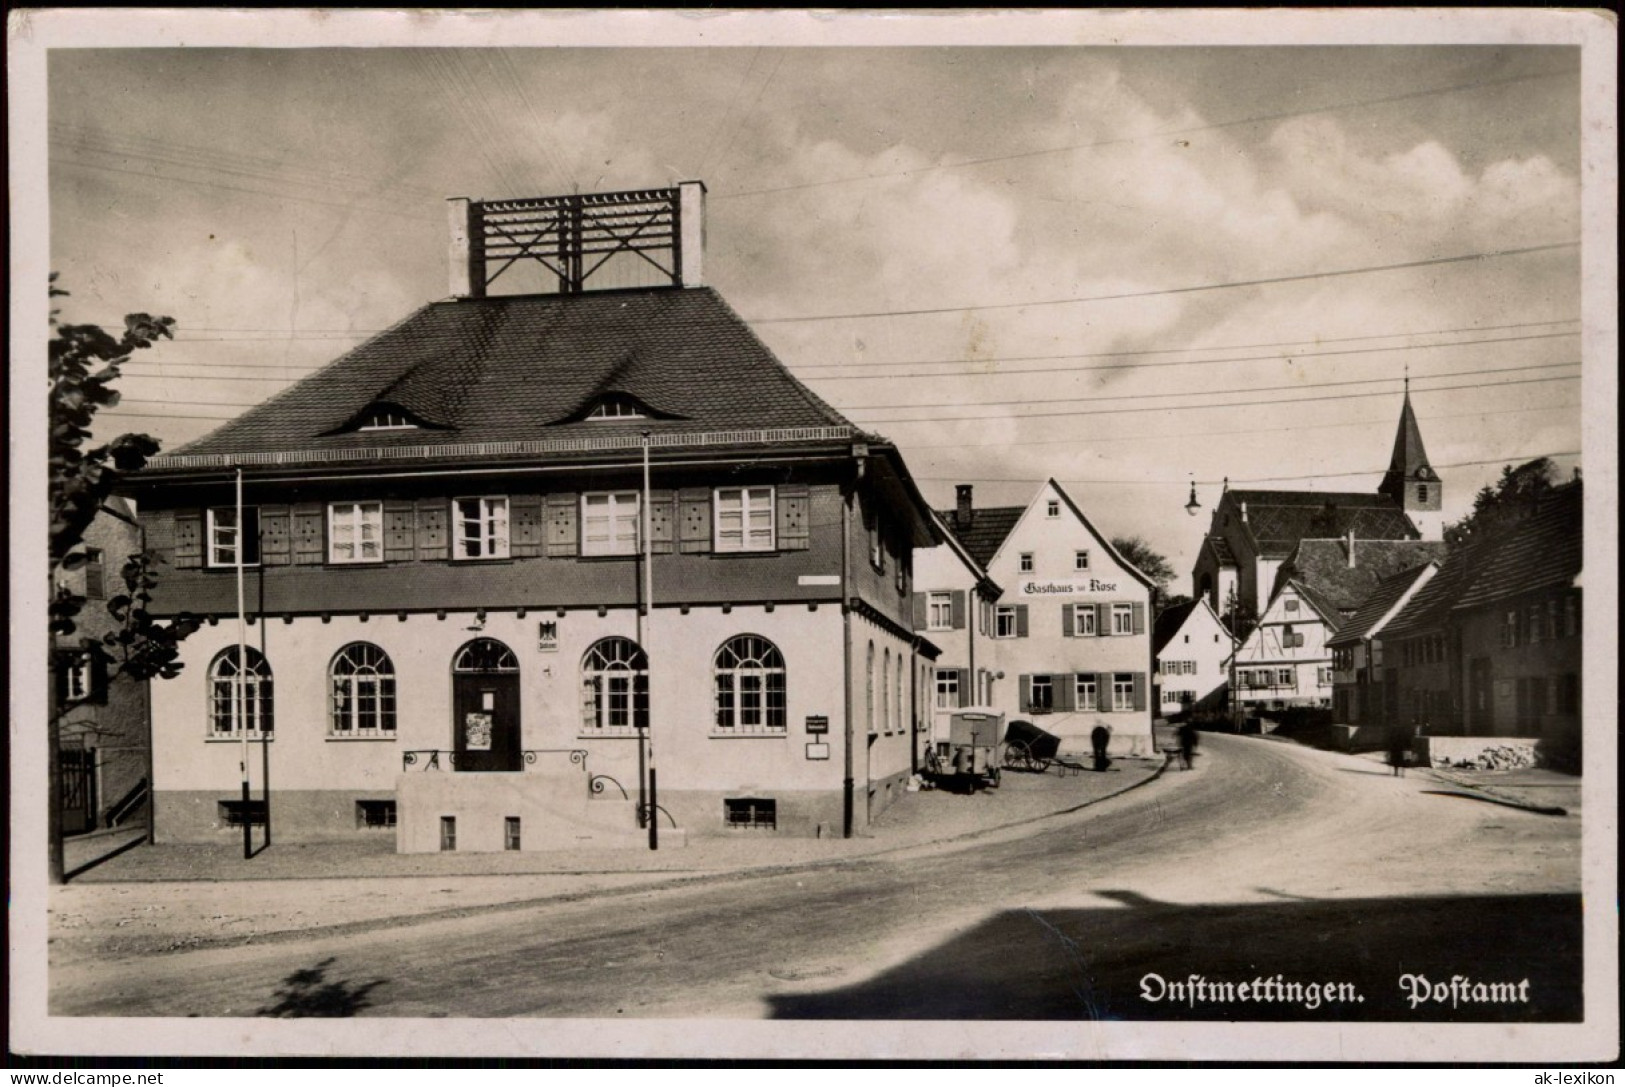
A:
767,892,1581,1021
255,957,387,1017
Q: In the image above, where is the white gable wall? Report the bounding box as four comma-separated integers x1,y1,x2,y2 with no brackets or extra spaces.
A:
1155,601,1232,715
981,481,1154,756
1233,584,1334,710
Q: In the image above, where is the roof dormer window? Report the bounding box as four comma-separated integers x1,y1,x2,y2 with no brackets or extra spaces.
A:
586,396,646,420
356,406,419,431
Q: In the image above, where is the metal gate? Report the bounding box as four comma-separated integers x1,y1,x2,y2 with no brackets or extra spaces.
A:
60,747,97,836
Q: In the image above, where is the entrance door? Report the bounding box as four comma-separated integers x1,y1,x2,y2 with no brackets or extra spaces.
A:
452,638,521,772
1383,668,1401,726
60,747,97,835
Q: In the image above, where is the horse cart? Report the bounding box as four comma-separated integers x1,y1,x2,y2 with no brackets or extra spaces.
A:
1002,717,1068,773
925,707,1005,791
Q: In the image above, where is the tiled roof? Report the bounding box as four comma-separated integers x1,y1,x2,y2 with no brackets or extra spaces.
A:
156,287,855,467
1326,563,1435,647
1453,481,1583,611
1232,491,1419,558
1152,599,1200,656
1277,538,1449,611
1290,580,1349,633
935,506,1025,568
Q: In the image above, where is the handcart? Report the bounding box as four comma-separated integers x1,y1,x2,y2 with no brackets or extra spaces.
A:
925,707,1005,791
1002,717,1063,773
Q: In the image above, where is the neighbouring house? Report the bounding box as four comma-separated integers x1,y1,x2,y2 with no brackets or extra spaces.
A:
1190,385,1442,621
922,480,1156,756
124,182,943,850
910,497,1003,755
1151,597,1232,717
1373,477,1582,769
1327,560,1440,733
52,497,152,836
1231,580,1341,711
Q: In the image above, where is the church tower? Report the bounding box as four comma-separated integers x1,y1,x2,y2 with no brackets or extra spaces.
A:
1378,379,1444,538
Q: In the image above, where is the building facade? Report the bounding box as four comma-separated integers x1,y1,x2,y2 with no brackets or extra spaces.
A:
1231,580,1339,711
1327,561,1439,728
128,183,942,848
910,501,1002,751
52,497,151,836
1151,597,1232,717
921,480,1156,756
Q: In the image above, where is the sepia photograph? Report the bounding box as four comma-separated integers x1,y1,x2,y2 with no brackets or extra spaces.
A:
8,7,1617,1065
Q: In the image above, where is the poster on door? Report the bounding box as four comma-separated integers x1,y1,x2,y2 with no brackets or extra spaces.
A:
464,712,493,751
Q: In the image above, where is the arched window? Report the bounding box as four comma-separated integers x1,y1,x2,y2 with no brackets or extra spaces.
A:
453,638,519,673
713,635,787,734
329,643,397,737
209,646,273,736
581,637,647,733
882,649,891,734
866,641,876,735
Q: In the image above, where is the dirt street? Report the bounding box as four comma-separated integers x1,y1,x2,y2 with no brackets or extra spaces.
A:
49,734,1580,1021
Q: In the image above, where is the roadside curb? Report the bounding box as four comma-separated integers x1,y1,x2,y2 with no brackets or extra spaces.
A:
55,759,1175,960
1418,767,1569,816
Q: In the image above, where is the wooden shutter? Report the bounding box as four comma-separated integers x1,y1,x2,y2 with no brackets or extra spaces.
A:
648,490,676,555
1015,604,1029,638
1019,674,1032,713
173,510,203,569
1062,604,1075,637
141,510,175,567
1133,672,1147,712
678,488,711,553
510,495,545,557
291,503,324,565
1056,673,1076,712
911,593,928,631
950,590,967,630
1096,603,1110,637
1132,602,1146,635
777,484,810,551
384,500,417,562
544,493,578,557
415,500,448,560
259,505,291,565
1098,673,1113,711
957,668,972,707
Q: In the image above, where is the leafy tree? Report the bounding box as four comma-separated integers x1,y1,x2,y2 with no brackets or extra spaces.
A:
48,276,199,883
1443,457,1561,549
1112,535,1176,606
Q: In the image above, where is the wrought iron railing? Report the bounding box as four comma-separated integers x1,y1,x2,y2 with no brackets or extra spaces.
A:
402,748,587,774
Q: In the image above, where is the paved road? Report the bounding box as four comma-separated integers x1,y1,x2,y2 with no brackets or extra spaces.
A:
51,735,1581,1020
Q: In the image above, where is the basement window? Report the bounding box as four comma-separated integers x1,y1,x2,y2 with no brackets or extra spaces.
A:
724,797,777,831
440,816,457,852
355,800,397,829
218,800,267,827
505,817,522,851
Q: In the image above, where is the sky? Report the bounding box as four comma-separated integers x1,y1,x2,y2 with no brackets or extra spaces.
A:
38,16,1599,590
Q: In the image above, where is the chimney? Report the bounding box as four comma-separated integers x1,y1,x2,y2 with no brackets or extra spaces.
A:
446,197,484,300
956,485,974,527
1346,527,1357,569
678,180,706,287
1573,466,1582,482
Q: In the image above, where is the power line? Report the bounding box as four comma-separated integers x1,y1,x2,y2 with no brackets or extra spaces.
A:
897,401,1578,451
845,361,1577,414
749,243,1579,324
913,451,1582,489
856,373,1579,424
714,68,1578,200
54,158,440,224
801,331,1581,383
788,319,1579,372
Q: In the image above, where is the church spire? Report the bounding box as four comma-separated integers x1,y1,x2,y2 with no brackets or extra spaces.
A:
1378,379,1442,535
